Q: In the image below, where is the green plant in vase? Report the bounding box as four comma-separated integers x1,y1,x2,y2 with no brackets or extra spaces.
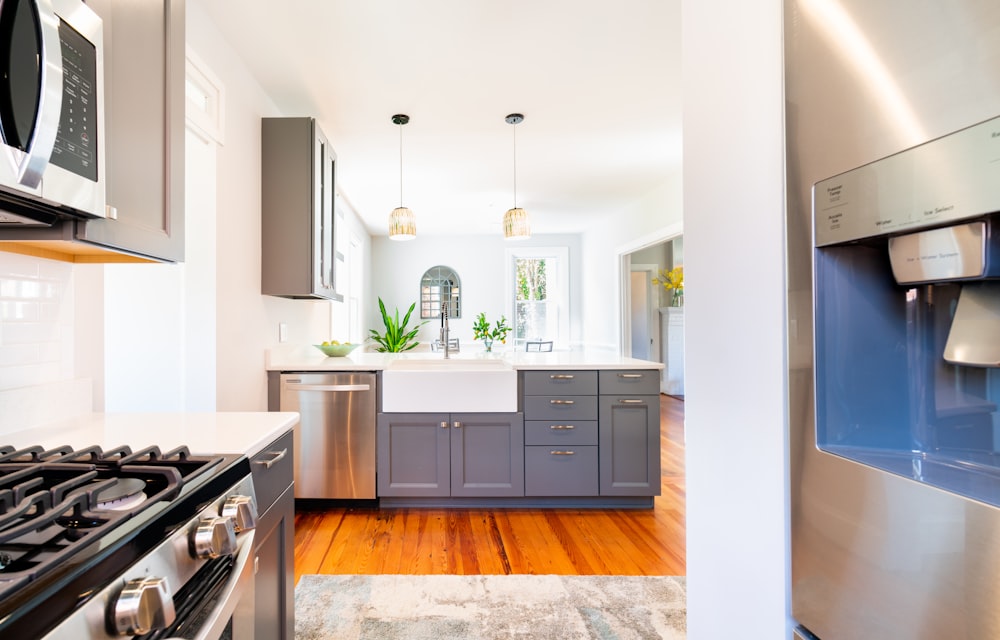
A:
472,312,511,352
369,298,427,352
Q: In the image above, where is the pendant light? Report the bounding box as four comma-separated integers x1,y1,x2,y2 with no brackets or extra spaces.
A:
388,113,416,240
502,113,531,240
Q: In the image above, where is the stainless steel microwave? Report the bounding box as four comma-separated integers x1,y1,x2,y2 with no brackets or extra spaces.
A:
0,0,105,226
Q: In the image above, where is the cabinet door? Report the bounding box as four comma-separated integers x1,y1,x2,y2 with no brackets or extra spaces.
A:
254,484,294,640
377,413,450,497
79,0,185,262
261,117,341,300
450,413,524,497
598,395,661,496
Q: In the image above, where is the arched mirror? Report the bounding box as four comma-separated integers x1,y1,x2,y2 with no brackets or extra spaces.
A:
420,265,461,319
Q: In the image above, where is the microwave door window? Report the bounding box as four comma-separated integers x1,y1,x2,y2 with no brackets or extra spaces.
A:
0,0,42,152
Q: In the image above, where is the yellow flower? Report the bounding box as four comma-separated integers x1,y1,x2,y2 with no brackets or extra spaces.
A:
652,266,684,306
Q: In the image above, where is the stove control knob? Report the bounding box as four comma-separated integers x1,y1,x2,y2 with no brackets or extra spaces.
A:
110,576,177,635
221,494,258,532
191,516,237,559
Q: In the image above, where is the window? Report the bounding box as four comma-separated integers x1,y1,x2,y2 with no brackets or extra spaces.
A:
505,247,569,349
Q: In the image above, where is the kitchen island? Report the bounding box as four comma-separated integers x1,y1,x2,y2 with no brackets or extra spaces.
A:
268,346,664,508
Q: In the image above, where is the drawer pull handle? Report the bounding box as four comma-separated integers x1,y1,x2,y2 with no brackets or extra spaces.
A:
619,399,645,405
549,374,575,380
550,450,575,456
549,424,575,430
254,448,288,469
550,399,575,405
618,373,643,379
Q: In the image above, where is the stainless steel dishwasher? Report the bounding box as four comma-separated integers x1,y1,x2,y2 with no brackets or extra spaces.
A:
279,372,376,499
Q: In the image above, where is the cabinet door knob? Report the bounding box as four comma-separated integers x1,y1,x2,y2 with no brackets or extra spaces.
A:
440,421,449,429
452,421,462,429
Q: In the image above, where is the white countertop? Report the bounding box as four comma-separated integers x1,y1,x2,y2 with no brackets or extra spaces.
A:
266,345,664,371
0,412,300,458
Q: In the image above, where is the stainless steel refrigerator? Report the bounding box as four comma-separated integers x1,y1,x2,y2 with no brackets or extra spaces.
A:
786,1,1000,638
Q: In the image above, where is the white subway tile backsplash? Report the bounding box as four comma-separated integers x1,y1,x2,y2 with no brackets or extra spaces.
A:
0,253,76,392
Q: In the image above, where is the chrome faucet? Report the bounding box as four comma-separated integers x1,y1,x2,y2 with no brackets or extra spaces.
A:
440,302,450,359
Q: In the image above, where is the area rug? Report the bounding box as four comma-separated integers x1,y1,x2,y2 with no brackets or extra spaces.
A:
295,574,686,639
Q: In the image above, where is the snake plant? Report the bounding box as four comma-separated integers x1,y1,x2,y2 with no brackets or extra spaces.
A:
369,298,426,352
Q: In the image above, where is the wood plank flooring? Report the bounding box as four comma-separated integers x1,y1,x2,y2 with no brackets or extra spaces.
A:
293,394,685,579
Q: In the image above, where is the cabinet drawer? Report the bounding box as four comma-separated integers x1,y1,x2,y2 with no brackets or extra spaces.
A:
525,446,598,496
251,430,294,513
525,420,598,446
599,370,660,395
523,370,597,396
523,395,598,421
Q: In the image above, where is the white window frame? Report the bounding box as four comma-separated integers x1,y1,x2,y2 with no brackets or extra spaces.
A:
504,246,570,349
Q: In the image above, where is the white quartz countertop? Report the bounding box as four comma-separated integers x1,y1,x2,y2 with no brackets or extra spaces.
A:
266,345,664,371
0,412,299,458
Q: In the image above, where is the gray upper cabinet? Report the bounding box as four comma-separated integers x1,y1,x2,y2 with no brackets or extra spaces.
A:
0,0,185,263
261,117,342,301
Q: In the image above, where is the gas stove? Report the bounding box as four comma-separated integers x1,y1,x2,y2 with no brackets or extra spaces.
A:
0,443,257,639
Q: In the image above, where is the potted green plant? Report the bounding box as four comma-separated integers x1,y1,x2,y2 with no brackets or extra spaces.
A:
369,298,427,352
472,312,511,352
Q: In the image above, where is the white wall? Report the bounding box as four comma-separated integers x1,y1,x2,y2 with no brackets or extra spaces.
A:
580,177,683,349
682,0,789,638
370,233,582,348
187,3,372,410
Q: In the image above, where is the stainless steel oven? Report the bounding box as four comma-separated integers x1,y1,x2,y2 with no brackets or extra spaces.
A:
0,444,259,640
0,0,106,226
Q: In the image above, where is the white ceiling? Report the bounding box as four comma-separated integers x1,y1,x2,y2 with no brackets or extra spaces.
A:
194,0,681,237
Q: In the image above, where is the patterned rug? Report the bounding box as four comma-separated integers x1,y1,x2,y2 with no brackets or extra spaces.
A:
295,574,686,639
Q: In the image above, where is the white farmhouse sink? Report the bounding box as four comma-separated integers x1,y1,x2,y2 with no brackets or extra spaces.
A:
381,357,517,413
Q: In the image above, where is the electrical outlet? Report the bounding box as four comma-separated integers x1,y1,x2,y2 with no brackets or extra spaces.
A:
278,323,288,343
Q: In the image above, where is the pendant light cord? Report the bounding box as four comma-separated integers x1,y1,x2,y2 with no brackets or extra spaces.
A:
512,122,518,208
398,122,404,208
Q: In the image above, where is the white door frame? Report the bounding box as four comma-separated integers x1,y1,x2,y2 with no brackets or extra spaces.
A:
617,223,684,355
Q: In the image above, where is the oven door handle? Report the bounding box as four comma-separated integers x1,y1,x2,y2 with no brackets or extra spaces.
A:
188,529,256,640
16,0,64,188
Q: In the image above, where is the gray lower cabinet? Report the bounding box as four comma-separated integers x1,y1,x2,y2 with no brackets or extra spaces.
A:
251,430,295,639
598,393,661,496
522,371,599,496
377,412,524,497
522,369,661,498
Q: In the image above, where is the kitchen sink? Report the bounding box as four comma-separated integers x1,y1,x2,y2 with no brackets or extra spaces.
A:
381,356,517,413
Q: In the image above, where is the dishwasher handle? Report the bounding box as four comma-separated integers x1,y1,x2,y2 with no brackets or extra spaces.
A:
283,383,372,392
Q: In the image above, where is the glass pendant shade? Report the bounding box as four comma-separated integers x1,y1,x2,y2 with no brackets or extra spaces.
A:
503,207,530,240
388,206,416,240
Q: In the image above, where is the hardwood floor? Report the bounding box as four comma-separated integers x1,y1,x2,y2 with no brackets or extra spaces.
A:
293,394,685,579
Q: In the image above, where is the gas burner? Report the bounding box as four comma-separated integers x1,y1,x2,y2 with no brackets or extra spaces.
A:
94,477,147,511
